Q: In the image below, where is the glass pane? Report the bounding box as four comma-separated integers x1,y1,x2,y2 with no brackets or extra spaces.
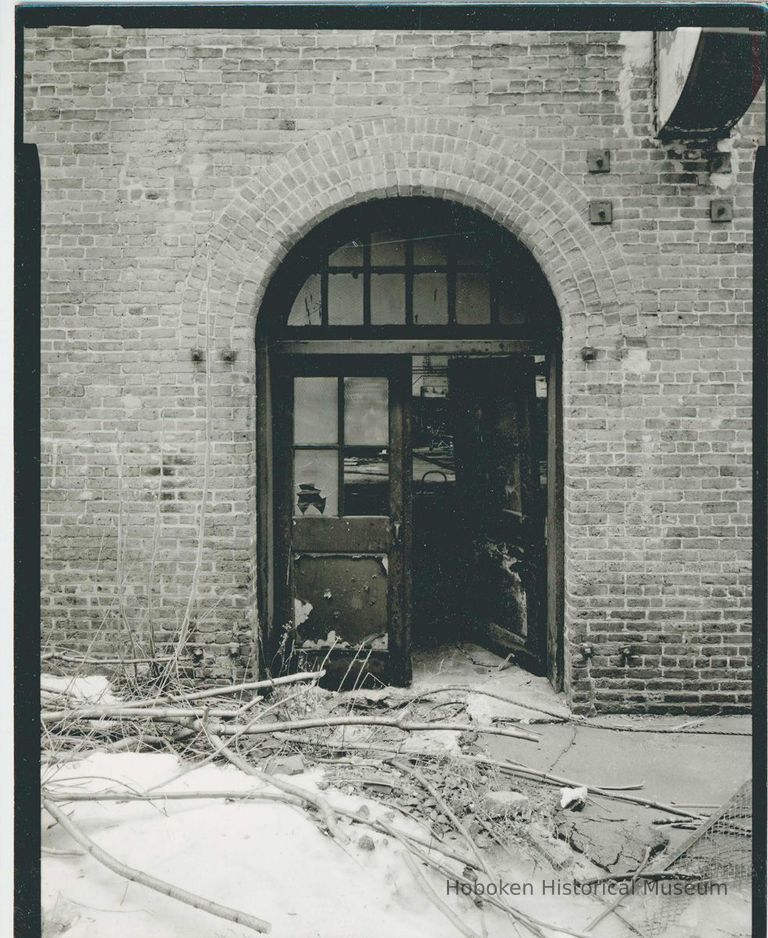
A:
411,356,454,487
328,273,364,325
371,231,405,266
329,240,363,267
293,377,337,445
287,273,322,326
413,273,448,325
344,447,389,516
456,273,491,325
498,277,528,325
371,273,405,325
344,377,388,446
294,449,338,517
414,236,448,266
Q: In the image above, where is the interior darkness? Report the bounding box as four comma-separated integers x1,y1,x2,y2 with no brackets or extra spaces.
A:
409,353,549,650
264,197,560,681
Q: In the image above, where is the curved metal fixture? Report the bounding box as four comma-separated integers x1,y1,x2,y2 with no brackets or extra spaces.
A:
656,27,765,140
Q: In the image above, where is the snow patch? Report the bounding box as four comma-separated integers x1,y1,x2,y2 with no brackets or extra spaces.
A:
42,753,514,938
41,674,118,705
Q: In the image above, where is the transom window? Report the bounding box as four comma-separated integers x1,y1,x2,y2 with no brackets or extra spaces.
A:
269,199,559,338
288,228,529,328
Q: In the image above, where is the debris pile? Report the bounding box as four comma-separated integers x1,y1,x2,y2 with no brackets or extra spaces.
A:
41,650,751,938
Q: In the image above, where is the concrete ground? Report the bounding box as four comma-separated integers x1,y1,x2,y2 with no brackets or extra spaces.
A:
412,643,752,814
410,644,752,936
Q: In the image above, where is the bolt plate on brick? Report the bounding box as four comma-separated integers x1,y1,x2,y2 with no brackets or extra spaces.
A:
587,150,611,173
710,199,733,222
589,200,612,225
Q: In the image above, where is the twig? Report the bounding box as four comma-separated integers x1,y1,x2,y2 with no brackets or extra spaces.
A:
146,689,307,792
154,671,325,705
205,715,539,742
42,651,175,666
395,687,750,735
483,761,703,820
42,796,271,934
42,707,244,722
208,733,347,843
401,848,481,938
43,788,302,807
392,759,494,880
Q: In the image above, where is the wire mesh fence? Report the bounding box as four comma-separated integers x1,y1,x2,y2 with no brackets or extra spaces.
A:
626,778,752,938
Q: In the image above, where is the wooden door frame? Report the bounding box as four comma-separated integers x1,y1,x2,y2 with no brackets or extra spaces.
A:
256,337,564,691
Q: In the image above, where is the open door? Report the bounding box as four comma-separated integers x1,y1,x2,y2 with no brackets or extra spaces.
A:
450,356,547,673
272,356,411,687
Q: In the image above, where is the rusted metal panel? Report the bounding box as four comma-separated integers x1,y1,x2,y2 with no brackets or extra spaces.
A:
293,554,389,648
291,517,389,553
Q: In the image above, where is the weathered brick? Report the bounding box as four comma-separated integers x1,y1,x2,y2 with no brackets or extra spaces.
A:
25,25,761,711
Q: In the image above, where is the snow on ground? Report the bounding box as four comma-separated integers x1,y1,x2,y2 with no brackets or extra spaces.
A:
42,752,524,938
41,674,118,705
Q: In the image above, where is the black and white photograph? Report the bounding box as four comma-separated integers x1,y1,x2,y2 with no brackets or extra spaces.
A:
11,3,767,938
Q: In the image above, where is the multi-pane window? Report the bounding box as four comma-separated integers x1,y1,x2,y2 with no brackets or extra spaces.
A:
287,231,512,328
292,376,390,517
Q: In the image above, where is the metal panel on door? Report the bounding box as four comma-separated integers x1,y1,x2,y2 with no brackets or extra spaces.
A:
272,357,411,685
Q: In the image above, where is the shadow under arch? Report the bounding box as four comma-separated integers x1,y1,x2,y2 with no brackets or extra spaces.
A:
255,196,564,690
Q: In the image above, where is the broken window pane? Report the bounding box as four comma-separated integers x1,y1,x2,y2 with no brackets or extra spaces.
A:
371,273,405,325
456,273,491,325
293,377,338,445
287,273,322,326
328,273,364,325
343,447,389,516
294,449,338,517
344,377,388,446
371,231,405,266
413,273,448,325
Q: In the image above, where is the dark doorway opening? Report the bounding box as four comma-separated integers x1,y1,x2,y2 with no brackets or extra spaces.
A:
411,353,550,674
256,197,563,690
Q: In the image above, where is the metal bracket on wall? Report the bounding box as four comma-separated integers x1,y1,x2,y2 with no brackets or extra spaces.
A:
710,199,733,223
589,200,612,225
587,150,611,173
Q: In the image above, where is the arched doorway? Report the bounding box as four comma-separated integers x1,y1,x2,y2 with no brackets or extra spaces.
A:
256,198,563,689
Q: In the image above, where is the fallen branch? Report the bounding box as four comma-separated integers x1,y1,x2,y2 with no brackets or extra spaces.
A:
142,670,326,706
205,715,539,742
44,710,539,742
401,685,568,722
41,795,271,934
42,650,174,665
392,759,494,880
43,787,303,808
577,870,706,886
401,686,750,736
42,707,244,722
209,733,347,844
477,760,703,820
146,689,309,792
401,848,480,938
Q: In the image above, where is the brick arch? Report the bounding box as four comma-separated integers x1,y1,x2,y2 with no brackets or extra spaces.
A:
179,114,637,355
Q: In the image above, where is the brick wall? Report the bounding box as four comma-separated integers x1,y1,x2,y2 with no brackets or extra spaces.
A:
24,27,763,712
